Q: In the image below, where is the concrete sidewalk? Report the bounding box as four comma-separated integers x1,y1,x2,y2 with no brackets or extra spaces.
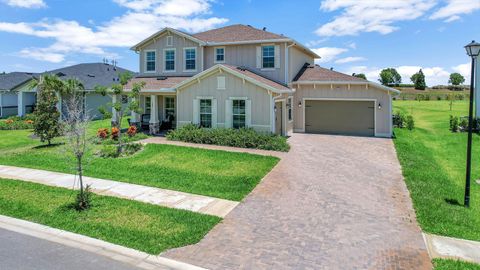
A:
0,165,237,218
424,233,480,264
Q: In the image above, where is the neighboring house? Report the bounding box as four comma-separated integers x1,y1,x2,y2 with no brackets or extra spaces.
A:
0,63,133,120
126,24,399,137
0,72,37,118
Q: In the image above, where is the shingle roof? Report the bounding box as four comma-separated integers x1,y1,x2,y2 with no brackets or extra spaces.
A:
193,24,287,43
0,72,37,91
125,76,190,91
222,65,290,91
293,64,367,82
45,63,133,90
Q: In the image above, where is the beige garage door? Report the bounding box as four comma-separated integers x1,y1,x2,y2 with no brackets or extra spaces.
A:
305,100,375,136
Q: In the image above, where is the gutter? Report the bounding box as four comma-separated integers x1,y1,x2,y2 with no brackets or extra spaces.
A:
292,80,400,94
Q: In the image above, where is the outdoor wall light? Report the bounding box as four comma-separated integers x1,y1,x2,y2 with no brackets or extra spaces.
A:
298,101,302,108
378,103,382,109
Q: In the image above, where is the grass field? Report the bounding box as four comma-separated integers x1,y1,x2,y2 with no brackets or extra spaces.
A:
0,119,279,201
433,259,480,270
394,100,480,241
0,179,220,254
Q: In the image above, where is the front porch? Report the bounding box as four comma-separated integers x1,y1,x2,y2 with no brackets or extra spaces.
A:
128,93,177,135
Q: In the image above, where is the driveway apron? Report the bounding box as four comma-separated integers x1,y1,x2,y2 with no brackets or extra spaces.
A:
163,133,432,269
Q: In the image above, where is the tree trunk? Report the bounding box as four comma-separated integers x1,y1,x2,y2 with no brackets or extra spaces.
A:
77,155,83,196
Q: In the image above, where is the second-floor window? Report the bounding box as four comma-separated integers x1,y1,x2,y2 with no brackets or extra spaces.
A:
215,47,225,63
184,48,196,71
164,49,175,72
145,51,156,72
262,45,275,69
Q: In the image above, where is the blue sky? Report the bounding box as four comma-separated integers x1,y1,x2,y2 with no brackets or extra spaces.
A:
0,0,479,85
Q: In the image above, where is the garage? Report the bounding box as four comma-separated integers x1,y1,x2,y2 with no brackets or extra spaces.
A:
304,100,375,136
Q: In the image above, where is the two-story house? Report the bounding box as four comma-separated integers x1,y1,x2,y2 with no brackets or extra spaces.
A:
126,24,399,137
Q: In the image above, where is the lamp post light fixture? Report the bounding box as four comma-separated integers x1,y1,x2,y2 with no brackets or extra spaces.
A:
463,40,480,208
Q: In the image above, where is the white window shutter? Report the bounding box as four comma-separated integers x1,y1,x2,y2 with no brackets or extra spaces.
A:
274,45,280,69
245,99,252,127
225,99,233,128
212,99,218,128
193,99,199,124
256,46,261,68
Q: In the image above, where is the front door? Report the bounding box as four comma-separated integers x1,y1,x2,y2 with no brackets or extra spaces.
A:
275,101,283,135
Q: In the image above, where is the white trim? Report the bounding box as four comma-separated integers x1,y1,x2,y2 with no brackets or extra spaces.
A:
163,96,175,121
389,93,393,137
230,97,249,128
140,88,176,93
301,98,378,136
292,81,400,94
175,64,293,94
270,92,275,133
197,97,216,128
261,44,276,69
228,96,248,100
166,35,173,47
213,46,225,64
183,47,197,72
163,48,176,73
144,50,156,73
131,27,206,50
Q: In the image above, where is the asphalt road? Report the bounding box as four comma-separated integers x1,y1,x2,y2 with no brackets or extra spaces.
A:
0,228,141,270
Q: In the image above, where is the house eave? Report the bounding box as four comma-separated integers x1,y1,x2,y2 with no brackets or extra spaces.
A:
291,81,400,94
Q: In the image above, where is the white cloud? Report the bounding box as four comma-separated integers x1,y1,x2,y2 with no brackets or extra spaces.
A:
335,56,365,64
342,64,469,86
430,0,480,22
0,0,228,63
315,0,437,36
311,47,348,63
3,0,46,8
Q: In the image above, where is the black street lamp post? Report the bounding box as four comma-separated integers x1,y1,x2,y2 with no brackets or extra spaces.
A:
464,40,480,208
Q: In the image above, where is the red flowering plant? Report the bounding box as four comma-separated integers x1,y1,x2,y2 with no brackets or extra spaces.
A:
111,127,120,140
5,119,13,124
127,125,137,137
96,128,109,139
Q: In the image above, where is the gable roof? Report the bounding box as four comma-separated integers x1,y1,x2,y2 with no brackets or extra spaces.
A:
130,27,206,51
0,72,37,91
292,63,400,94
175,64,292,93
193,24,287,43
45,63,133,90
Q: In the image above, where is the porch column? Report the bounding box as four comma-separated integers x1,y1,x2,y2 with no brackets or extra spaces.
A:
17,91,24,117
111,94,118,127
130,97,140,127
149,95,160,134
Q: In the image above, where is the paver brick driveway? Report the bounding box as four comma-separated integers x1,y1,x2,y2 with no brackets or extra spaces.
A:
164,134,432,269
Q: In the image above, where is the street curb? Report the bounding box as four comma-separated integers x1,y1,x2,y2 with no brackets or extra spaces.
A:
423,232,480,264
0,215,208,270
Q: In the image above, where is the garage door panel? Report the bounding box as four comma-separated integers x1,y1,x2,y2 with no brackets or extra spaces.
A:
305,100,374,136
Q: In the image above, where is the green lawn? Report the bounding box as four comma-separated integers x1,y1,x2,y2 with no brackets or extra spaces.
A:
433,259,480,270
0,179,220,254
394,100,480,241
0,119,279,201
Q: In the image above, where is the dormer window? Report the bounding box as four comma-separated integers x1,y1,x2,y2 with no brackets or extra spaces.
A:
145,50,156,72
166,36,173,46
214,47,225,63
262,45,275,69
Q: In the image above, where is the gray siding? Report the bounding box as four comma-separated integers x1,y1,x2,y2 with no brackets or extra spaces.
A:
0,92,18,118
139,32,202,76
177,70,272,132
85,93,112,120
292,84,392,137
203,43,287,84
289,46,314,82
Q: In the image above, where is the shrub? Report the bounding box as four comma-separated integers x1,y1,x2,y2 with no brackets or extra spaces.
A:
98,106,112,120
393,112,407,128
425,94,430,101
0,118,34,130
97,143,143,158
459,118,469,131
167,124,290,152
450,115,459,132
111,127,119,140
96,128,109,139
437,96,442,101
127,125,137,137
124,143,143,155
74,185,92,211
97,145,118,158
406,115,415,130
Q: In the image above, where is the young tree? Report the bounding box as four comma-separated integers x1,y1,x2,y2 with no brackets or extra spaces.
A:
29,74,63,145
96,72,145,155
353,73,367,80
62,78,91,210
410,69,426,90
449,73,465,86
379,68,402,86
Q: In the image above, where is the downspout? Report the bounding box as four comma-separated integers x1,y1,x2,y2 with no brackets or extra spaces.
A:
285,42,295,84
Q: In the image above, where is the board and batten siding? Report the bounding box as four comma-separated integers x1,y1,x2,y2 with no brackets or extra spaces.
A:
292,84,392,137
177,70,272,132
203,43,287,84
138,32,202,76
289,46,314,82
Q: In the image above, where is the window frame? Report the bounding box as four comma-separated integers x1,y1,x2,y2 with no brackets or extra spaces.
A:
199,99,213,128
183,47,197,72
164,96,175,120
261,45,275,69
232,99,246,129
214,46,225,63
163,48,176,72
144,50,156,73
145,96,151,114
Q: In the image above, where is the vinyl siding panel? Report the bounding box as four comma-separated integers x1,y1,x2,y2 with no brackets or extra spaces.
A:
293,84,392,137
177,70,272,132
85,93,112,120
289,46,314,82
